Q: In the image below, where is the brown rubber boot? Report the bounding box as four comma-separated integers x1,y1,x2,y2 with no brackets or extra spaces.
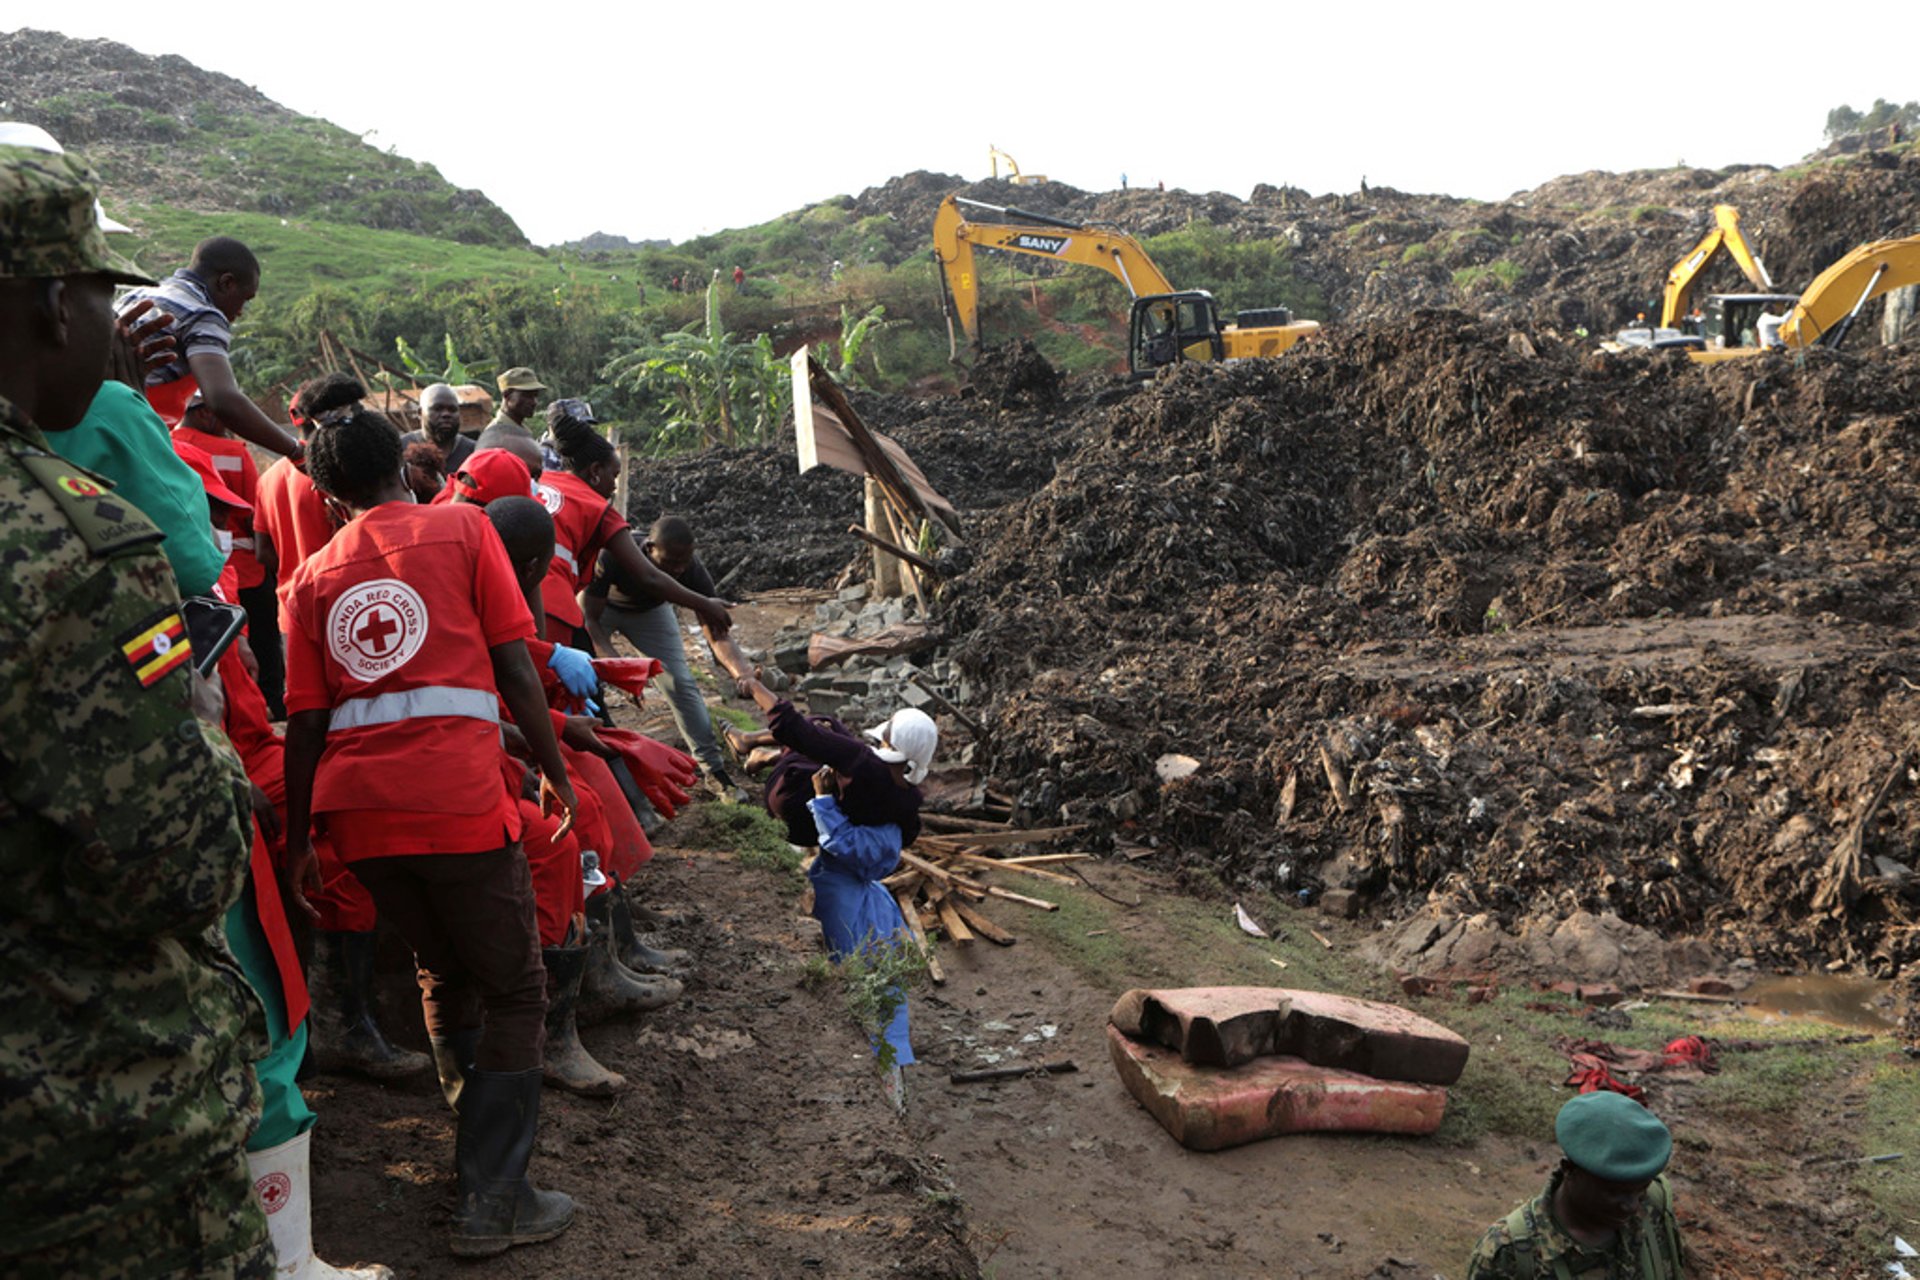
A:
307,930,431,1080
579,895,683,1019
606,888,690,975
540,945,627,1097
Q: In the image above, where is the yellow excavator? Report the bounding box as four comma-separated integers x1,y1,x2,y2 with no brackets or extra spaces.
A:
988,146,1047,185
1609,204,1777,352
1661,204,1774,329
1690,233,1920,363
933,193,1319,376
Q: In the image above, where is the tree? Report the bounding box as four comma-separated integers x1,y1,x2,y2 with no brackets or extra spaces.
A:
1825,99,1920,141
602,272,790,452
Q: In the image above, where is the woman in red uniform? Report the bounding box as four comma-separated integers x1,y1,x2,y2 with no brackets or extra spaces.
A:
279,403,579,1260
535,398,733,648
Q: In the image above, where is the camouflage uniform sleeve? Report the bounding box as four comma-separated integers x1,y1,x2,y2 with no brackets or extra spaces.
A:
0,444,253,942
1463,1220,1526,1280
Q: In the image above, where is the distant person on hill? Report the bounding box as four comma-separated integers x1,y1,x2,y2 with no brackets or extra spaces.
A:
115,235,304,460
481,367,544,443
732,264,745,290
1465,1092,1685,1279
401,382,475,472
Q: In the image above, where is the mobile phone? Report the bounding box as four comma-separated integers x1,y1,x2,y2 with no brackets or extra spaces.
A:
182,596,248,678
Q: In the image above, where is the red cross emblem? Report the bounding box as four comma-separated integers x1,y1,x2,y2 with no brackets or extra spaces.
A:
352,604,403,657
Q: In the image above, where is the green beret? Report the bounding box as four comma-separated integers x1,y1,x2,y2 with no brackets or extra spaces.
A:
1556,1092,1672,1182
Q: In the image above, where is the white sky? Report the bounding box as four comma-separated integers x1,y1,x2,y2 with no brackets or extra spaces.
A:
7,2,1914,246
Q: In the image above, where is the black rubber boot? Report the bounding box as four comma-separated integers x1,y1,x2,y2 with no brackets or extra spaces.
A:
449,1067,574,1257
429,1027,482,1113
605,756,666,836
580,895,684,1018
607,888,690,975
541,945,627,1097
308,930,431,1080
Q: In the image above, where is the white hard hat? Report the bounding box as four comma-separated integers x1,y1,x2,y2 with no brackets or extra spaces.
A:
0,121,133,233
865,707,939,786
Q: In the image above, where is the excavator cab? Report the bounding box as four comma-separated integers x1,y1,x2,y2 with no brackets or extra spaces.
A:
1128,290,1225,376
1702,293,1799,350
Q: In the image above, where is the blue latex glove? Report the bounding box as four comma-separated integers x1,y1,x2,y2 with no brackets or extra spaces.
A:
547,645,598,698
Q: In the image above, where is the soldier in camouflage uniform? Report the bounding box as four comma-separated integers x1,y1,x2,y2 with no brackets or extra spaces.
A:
0,144,275,1279
1466,1091,1686,1279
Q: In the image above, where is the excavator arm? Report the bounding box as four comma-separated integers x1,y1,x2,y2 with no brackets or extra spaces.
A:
1660,204,1773,329
933,194,1176,345
1781,234,1920,348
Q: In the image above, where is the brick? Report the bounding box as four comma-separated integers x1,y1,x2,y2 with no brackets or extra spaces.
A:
1107,1025,1449,1151
1319,888,1361,919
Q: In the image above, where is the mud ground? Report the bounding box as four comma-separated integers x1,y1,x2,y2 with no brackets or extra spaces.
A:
306,595,1909,1278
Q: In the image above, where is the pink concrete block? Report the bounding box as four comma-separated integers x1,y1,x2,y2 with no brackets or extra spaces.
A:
1109,987,1470,1085
1109,987,1285,1067
1108,1025,1450,1151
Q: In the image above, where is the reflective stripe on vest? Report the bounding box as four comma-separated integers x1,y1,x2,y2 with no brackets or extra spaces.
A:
329,685,499,732
552,542,578,574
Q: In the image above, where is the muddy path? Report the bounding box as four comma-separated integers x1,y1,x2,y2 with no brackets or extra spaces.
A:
300,597,1904,1278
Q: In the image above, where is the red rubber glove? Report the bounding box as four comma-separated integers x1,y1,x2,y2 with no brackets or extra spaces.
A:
597,726,697,818
593,656,664,702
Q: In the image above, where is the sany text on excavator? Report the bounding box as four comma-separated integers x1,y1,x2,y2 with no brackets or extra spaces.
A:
932,194,1319,377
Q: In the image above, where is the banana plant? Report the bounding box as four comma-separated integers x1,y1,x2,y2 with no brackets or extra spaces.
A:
603,273,789,450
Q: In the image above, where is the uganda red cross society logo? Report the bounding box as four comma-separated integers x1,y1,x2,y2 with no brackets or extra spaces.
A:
536,482,564,515
326,578,429,681
254,1171,293,1215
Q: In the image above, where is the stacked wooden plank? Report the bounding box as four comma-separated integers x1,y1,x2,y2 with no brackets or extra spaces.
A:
881,822,1090,984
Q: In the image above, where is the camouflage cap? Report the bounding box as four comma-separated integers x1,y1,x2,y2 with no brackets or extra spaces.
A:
497,367,547,392
0,145,154,285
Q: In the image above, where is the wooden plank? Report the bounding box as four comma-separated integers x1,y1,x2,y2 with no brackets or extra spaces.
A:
951,851,1078,885
921,825,1088,849
848,522,941,574
950,1059,1077,1085
950,899,1016,946
894,889,945,985
921,813,1014,834
984,884,1059,912
995,853,1095,866
1320,747,1351,812
934,895,975,945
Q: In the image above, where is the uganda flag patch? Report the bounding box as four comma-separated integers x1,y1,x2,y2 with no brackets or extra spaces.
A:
120,610,192,687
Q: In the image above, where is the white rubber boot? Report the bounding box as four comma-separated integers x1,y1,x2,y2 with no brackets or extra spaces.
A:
248,1130,395,1279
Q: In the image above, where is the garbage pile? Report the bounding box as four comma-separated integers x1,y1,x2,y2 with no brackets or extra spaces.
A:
943,317,1920,972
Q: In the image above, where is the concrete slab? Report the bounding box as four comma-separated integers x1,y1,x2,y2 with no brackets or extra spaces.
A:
1110,987,1470,1085
1108,1025,1450,1151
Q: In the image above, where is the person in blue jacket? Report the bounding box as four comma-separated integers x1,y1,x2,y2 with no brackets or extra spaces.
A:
804,765,918,1099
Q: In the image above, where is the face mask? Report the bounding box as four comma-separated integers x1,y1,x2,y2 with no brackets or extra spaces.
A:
213,528,234,555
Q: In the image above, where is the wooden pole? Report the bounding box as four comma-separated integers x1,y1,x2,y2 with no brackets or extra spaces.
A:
864,477,902,599
847,524,940,575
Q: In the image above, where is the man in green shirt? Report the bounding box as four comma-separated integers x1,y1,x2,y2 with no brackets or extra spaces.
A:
1466,1091,1686,1278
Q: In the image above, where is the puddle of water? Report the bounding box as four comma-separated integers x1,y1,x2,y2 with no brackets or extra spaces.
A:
1738,974,1894,1032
